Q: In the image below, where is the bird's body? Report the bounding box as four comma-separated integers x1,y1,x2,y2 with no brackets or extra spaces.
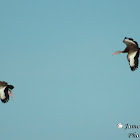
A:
0,81,14,103
113,37,140,71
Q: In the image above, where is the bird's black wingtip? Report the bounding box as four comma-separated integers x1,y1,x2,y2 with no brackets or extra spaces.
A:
8,85,14,89
130,66,138,71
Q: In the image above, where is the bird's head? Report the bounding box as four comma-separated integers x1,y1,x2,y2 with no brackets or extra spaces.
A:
113,51,122,55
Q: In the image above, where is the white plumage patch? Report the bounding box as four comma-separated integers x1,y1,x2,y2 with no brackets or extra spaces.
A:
128,51,137,67
124,38,136,45
0,87,6,99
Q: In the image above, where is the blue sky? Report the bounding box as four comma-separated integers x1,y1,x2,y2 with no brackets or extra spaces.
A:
0,0,140,140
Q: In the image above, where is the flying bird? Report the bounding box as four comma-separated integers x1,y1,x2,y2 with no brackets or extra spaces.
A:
113,37,140,71
0,81,14,103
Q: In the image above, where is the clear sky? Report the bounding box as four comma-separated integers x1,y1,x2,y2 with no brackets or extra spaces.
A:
0,0,140,140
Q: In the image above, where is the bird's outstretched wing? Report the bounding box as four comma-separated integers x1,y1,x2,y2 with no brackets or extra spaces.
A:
1,91,9,103
0,81,8,88
127,51,139,71
123,37,139,48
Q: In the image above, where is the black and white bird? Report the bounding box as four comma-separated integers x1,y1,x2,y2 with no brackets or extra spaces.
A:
0,81,14,103
113,37,140,71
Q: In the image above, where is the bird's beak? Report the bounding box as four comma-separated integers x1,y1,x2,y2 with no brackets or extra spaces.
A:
8,90,14,101
113,52,116,55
